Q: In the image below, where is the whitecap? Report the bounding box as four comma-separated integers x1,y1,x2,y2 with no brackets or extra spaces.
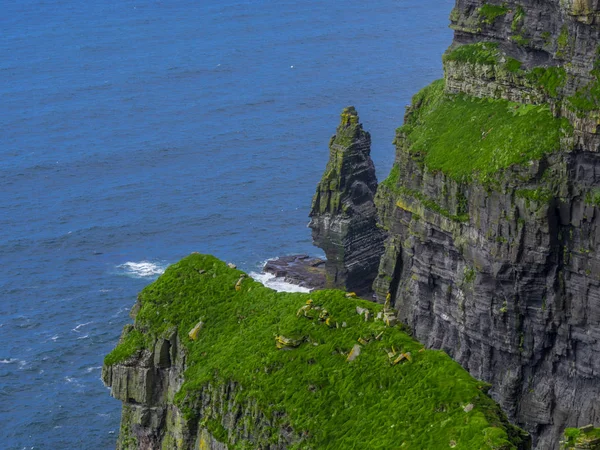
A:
0,359,17,364
117,261,166,278
249,272,311,293
76,334,89,340
51,335,59,341
72,321,92,332
86,366,102,373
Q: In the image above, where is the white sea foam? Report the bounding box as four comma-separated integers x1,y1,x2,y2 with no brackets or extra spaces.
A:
118,261,166,278
72,321,92,332
86,366,102,373
76,334,89,340
249,272,311,293
0,359,17,364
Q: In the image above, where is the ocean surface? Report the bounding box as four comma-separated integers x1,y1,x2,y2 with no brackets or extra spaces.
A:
0,1,453,448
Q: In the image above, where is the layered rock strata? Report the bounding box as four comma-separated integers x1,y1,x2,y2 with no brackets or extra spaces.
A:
309,107,385,296
368,1,600,448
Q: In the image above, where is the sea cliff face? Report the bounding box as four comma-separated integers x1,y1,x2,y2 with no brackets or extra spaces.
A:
367,1,600,448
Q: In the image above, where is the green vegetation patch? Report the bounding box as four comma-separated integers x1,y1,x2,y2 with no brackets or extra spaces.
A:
562,426,600,448
567,46,600,114
478,3,509,24
515,188,554,205
106,254,528,449
398,79,571,182
105,327,146,366
585,189,600,207
525,66,566,98
556,25,572,59
444,42,499,66
511,6,525,32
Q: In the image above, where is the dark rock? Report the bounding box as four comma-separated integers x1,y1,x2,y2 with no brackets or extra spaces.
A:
263,255,326,289
309,107,385,296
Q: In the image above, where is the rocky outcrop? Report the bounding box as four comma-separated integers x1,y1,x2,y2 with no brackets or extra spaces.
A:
103,324,303,449
368,1,600,448
262,255,326,289
309,107,385,296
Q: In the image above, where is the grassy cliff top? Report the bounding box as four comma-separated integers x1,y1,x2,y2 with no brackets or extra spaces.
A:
397,79,571,182
106,254,528,449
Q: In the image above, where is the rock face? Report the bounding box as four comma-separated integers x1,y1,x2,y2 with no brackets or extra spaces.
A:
309,107,385,296
368,1,600,448
262,255,326,289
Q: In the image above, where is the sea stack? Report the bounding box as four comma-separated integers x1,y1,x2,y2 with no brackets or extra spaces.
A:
309,107,385,296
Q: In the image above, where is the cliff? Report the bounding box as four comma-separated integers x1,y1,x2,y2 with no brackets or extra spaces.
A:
367,1,600,448
309,107,385,296
103,254,529,449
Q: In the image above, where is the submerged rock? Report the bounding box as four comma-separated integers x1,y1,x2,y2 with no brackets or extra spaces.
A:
309,107,385,296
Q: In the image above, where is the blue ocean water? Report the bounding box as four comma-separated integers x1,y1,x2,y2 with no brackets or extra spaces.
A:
0,1,452,448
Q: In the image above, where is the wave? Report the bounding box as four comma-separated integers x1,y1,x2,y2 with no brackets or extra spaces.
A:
117,261,166,278
249,272,311,293
72,321,92,332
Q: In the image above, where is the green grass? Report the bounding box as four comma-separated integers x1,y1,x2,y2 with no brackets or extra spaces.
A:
478,4,508,25
567,46,600,113
511,6,525,32
397,79,571,181
525,67,566,98
106,254,528,449
443,42,499,66
556,25,571,59
104,326,146,366
511,34,530,47
562,427,600,448
585,189,600,207
568,79,600,112
505,58,522,73
515,188,553,205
